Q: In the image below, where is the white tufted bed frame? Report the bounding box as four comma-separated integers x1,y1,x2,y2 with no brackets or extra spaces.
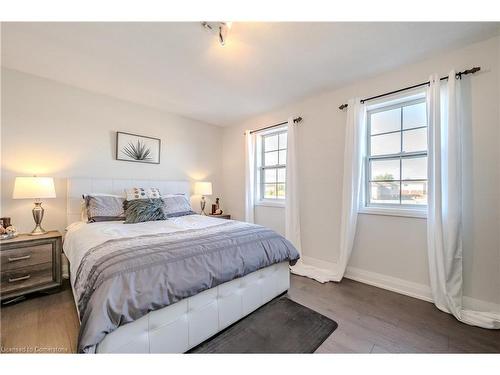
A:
66,178,290,353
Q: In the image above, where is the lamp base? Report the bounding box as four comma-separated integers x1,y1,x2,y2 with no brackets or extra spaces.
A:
29,201,47,235
200,196,207,215
30,225,47,236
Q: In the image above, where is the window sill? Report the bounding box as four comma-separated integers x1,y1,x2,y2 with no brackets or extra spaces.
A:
255,200,285,208
358,206,427,219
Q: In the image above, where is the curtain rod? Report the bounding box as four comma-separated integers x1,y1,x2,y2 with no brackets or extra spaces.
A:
247,116,303,135
338,67,481,110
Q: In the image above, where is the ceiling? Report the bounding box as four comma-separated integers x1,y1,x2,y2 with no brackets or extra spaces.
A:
2,22,499,126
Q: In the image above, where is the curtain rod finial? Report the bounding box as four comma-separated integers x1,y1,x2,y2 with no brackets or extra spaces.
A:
459,66,481,79
339,104,348,110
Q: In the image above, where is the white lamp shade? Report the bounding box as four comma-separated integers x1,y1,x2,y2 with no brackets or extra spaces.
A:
194,181,212,196
13,177,56,199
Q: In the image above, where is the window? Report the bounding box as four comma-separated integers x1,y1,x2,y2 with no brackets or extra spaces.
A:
257,129,287,202
365,96,428,212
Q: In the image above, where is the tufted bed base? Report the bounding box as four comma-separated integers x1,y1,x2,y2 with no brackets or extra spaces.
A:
95,261,290,353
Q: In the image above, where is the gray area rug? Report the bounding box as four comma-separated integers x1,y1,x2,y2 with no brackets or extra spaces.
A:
188,296,338,353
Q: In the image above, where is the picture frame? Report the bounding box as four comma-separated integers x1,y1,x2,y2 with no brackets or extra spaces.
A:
116,131,161,164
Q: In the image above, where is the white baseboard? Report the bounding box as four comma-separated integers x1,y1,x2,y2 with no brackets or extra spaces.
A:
300,256,500,313
344,266,433,302
463,296,500,313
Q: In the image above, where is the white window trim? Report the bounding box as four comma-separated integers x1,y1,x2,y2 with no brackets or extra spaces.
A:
255,126,288,206
358,205,427,219
255,199,285,208
362,90,428,219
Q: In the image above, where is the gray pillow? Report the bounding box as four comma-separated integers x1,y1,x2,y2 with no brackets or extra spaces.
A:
124,198,166,224
162,194,195,218
85,195,125,223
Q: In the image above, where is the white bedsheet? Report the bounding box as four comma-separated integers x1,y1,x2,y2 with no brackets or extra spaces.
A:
64,215,230,286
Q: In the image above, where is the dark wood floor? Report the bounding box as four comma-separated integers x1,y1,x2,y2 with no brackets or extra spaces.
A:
289,275,500,353
1,281,79,353
1,275,499,353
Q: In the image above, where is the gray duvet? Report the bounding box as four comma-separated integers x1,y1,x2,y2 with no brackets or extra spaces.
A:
74,220,300,353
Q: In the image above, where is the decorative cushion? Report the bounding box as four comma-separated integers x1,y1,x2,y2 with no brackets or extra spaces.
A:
85,194,126,223
124,198,167,224
162,194,195,218
126,187,161,201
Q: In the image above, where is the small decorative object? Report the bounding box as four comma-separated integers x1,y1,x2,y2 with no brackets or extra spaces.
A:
194,181,213,215
211,198,223,215
116,132,161,164
5,225,17,234
12,176,56,235
1,233,18,240
1,225,18,240
0,217,11,228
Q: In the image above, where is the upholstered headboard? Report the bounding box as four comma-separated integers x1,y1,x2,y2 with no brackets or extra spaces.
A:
66,178,191,225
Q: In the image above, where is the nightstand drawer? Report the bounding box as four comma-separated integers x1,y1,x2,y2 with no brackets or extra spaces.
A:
1,244,53,271
0,262,53,295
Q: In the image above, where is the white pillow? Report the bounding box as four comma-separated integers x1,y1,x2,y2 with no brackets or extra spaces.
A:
125,187,161,201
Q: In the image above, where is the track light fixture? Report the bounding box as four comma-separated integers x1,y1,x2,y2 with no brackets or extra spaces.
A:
201,22,232,47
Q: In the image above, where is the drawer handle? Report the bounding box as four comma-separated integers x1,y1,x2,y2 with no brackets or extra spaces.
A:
8,275,31,283
8,254,32,262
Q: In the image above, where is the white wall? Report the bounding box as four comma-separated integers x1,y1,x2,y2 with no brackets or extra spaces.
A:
222,36,500,307
1,68,224,233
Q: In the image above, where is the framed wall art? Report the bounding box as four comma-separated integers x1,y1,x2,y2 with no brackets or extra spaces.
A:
116,132,161,164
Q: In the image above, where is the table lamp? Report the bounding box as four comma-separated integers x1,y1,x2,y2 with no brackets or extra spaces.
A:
194,181,212,215
12,176,56,235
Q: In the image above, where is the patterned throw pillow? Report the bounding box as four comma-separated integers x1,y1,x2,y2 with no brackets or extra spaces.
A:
124,198,166,224
162,194,195,218
125,187,161,201
85,194,126,223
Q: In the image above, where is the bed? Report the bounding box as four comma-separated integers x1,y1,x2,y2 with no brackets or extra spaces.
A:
64,178,299,353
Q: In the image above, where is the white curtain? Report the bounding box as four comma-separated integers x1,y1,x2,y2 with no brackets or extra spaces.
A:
244,130,256,223
285,117,302,254
334,98,367,281
427,71,500,329
291,100,366,283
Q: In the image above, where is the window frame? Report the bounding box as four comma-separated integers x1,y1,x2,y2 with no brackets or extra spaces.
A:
255,127,288,206
361,96,428,218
